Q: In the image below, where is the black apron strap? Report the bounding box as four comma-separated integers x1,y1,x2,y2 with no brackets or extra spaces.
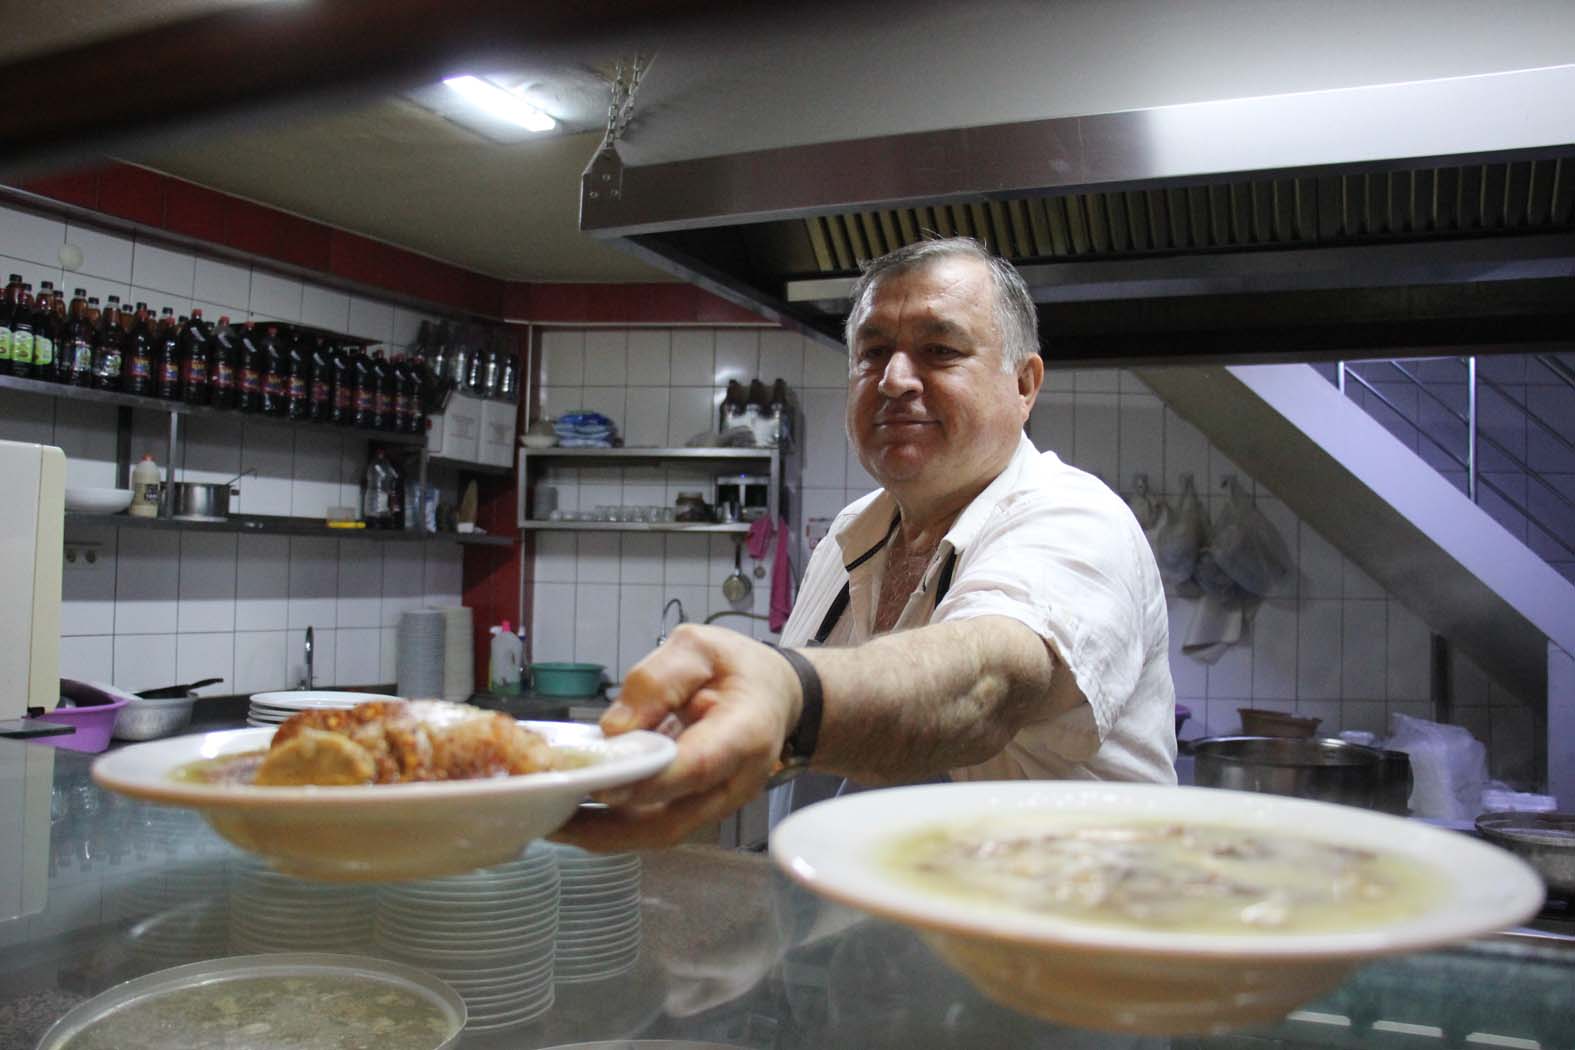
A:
813,545,960,645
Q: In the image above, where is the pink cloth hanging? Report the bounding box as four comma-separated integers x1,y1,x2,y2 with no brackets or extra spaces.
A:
746,516,795,633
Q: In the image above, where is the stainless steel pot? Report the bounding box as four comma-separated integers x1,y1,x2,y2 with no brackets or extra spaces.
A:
1192,736,1383,809
1475,811,1575,895
171,481,238,521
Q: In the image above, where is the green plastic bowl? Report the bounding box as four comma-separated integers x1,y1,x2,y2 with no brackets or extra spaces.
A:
528,662,606,698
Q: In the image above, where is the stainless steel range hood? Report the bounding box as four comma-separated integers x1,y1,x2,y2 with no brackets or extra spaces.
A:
581,64,1575,364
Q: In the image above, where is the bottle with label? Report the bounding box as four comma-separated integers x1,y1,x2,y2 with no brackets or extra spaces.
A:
65,291,94,388
31,281,57,380
488,621,524,695
330,344,352,425
351,345,376,429
209,316,238,409
123,303,153,396
179,310,211,405
91,296,123,391
154,307,180,399
129,454,162,518
47,290,67,383
372,349,395,431
259,326,286,417
392,354,416,433
499,347,520,402
308,337,333,422
0,273,21,375
283,330,309,419
481,343,503,399
9,284,36,379
361,447,400,529
236,321,261,412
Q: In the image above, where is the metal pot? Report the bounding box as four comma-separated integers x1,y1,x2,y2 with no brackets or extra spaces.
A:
171,481,238,521
1192,736,1383,809
1475,811,1575,896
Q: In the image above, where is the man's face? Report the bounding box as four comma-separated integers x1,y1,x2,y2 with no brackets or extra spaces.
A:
846,255,1042,501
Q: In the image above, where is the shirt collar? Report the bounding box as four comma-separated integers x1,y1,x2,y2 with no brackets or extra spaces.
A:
834,432,1040,573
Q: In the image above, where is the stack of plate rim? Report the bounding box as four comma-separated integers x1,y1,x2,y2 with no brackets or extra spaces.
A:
440,606,474,702
550,845,642,984
375,844,560,1033
229,861,375,954
397,609,448,700
246,690,398,727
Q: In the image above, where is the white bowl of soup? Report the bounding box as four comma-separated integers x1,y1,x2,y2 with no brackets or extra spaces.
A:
770,781,1543,1035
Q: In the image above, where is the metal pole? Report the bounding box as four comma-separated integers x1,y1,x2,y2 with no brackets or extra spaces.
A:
161,411,179,518
1337,360,1346,396
1466,356,1478,503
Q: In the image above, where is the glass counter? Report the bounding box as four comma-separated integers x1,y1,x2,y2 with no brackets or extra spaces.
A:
2,738,1571,1050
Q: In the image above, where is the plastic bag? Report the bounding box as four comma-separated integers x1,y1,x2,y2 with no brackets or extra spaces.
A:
1153,473,1205,590
1208,476,1292,598
1387,713,1488,820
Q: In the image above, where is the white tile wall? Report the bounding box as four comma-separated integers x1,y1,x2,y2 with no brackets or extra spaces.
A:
0,201,459,696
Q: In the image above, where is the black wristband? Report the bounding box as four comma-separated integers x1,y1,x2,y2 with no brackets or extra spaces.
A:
775,647,823,765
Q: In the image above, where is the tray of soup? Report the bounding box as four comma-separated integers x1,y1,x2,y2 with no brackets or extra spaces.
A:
91,700,675,881
35,953,466,1050
770,781,1544,1035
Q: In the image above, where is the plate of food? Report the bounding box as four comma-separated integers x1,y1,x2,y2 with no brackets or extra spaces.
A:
93,699,674,881
770,781,1543,1035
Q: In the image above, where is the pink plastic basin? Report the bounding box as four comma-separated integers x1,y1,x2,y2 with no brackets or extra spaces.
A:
28,696,131,753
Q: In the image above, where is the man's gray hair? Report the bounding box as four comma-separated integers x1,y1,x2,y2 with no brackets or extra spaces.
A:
842,236,1040,372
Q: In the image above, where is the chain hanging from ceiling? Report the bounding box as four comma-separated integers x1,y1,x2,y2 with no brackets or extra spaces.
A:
601,54,651,148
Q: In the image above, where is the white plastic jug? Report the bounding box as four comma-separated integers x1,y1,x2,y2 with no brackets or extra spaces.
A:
488,620,523,695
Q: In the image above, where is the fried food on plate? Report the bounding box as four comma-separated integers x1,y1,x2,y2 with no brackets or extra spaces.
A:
256,699,554,787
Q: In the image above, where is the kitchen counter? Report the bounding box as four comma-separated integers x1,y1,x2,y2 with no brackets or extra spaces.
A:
2,736,1572,1050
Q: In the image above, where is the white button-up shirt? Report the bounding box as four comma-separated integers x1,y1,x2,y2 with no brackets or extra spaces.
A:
778,433,1177,784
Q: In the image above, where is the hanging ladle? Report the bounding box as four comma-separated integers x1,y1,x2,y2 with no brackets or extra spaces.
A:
722,538,753,603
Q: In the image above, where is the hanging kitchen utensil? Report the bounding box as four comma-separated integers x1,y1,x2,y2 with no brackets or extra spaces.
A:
722,540,753,603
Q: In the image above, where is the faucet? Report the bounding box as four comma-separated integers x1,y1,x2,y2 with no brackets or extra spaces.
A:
657,598,687,646
299,626,314,690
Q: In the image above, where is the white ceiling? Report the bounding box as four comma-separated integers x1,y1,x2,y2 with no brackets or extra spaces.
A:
11,0,1575,283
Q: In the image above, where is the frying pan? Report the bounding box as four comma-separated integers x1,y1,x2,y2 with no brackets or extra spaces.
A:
135,677,223,699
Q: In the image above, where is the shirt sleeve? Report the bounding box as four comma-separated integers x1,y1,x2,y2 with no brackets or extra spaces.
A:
932,478,1150,743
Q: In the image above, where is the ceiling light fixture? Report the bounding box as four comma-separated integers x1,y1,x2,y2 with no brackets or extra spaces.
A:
442,75,557,133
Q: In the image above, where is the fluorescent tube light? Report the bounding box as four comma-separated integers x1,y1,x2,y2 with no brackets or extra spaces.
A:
442,76,557,133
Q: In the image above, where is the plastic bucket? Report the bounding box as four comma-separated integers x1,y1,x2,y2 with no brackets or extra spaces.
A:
528,663,605,698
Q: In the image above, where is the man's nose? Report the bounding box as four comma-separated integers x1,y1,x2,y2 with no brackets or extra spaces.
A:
877,350,922,398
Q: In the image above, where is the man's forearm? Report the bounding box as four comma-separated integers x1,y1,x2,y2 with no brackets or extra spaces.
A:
803,615,1058,784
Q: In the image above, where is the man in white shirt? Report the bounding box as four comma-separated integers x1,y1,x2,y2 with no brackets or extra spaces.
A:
559,237,1175,851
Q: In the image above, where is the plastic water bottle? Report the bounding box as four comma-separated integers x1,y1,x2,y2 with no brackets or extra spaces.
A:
489,621,523,696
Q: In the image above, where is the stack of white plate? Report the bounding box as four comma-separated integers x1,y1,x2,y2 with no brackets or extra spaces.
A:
397,610,447,699
246,690,398,727
440,606,474,701
122,863,231,966
550,845,643,983
229,861,375,954
375,844,560,1033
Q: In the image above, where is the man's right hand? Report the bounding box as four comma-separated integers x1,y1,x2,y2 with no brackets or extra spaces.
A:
551,624,804,851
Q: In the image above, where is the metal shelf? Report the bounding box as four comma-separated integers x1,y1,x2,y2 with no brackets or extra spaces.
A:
62,511,504,544
520,446,777,462
520,520,752,534
0,372,426,445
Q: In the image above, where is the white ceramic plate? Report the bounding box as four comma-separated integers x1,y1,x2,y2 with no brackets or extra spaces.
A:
93,721,675,882
770,781,1544,1035
64,486,133,514
249,690,403,711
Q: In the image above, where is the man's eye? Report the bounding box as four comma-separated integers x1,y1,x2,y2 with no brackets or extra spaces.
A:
927,345,962,359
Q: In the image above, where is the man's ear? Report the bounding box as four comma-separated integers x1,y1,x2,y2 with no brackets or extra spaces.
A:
1017,354,1045,410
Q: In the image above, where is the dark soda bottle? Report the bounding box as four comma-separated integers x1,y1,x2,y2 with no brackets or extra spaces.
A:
308,337,333,422
91,296,124,390
31,281,57,381
259,326,286,417
236,321,262,413
330,344,351,425
9,285,36,380
64,290,94,387
123,304,153,396
179,310,211,405
0,273,20,375
285,330,309,420
391,354,414,433
154,308,180,399
371,349,394,431
210,316,238,409
409,355,430,430
351,346,375,428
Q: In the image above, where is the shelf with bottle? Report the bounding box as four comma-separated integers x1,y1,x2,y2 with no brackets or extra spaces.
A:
62,510,512,544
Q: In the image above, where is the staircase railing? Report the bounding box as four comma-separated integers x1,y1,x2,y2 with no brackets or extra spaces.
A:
1333,354,1575,560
